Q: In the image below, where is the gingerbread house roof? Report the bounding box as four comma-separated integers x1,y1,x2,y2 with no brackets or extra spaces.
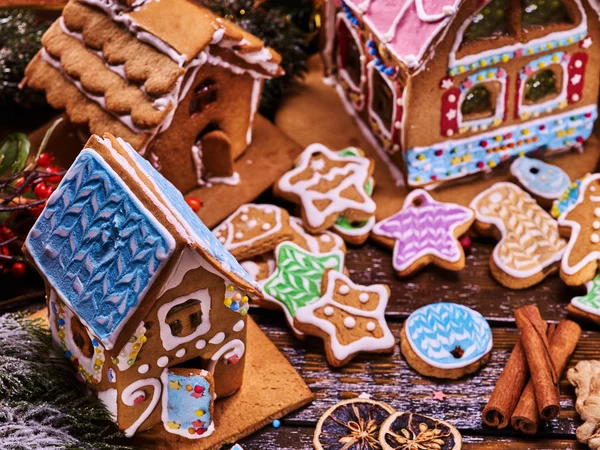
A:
24,0,283,151
344,0,460,69
25,134,261,350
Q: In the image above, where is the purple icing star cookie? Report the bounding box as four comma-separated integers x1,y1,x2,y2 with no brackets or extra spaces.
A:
371,190,475,277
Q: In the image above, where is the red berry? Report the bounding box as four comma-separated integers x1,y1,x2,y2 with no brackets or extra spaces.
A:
15,177,25,187
45,166,62,183
38,153,54,167
460,236,472,254
34,183,50,199
10,262,26,277
0,246,10,257
186,197,202,212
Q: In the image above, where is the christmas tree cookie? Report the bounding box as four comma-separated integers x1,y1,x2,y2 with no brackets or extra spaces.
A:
569,273,600,325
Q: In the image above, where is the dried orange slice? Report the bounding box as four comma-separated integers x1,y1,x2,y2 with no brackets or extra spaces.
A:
378,411,462,450
314,398,395,449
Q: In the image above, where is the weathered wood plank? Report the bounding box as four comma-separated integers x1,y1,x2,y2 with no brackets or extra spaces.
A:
251,313,594,439
232,425,586,449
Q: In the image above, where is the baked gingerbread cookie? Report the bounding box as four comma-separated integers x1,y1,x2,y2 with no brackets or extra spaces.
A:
510,156,570,208
288,216,347,254
371,189,474,277
379,411,462,450
558,174,600,286
212,204,292,260
240,253,276,283
260,241,345,337
568,273,600,326
294,269,395,367
400,302,492,379
274,143,376,234
314,397,395,450
470,182,566,289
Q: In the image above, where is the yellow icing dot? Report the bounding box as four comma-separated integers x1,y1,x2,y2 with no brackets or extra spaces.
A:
167,422,180,430
133,344,140,351
129,352,137,358
226,285,234,292
547,42,554,49
458,66,465,73
501,55,509,62
224,298,232,307
518,151,525,157
139,336,147,343
489,160,497,168
522,129,530,136
186,384,193,392
527,48,534,54
462,154,472,163
451,157,461,165
415,176,422,182
552,55,559,63
567,128,575,135
477,74,484,82
58,331,65,338
195,409,205,417
538,62,545,69
568,37,574,43
487,71,494,79
556,130,566,137
241,295,249,304
495,135,501,142
417,154,425,161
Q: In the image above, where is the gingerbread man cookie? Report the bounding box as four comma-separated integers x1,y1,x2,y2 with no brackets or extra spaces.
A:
470,182,566,289
212,204,292,260
274,143,376,233
559,174,600,286
510,156,571,208
294,269,395,367
261,242,345,337
371,190,474,277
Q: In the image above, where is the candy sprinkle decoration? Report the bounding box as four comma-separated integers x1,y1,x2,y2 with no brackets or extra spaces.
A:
314,398,395,450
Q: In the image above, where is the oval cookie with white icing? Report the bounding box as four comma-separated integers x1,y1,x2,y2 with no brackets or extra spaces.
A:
400,302,492,379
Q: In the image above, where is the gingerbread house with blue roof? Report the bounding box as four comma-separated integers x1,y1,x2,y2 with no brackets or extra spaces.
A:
24,133,262,439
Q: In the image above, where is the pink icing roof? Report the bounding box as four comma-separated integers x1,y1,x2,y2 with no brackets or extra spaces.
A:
345,0,461,69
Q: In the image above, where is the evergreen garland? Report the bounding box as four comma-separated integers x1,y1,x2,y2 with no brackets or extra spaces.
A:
0,314,136,450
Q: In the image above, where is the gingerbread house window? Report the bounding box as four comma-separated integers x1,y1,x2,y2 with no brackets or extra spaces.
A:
189,79,217,117
461,85,495,121
71,316,94,358
337,16,363,88
166,299,204,337
371,69,394,131
524,68,561,104
521,0,570,28
462,0,510,45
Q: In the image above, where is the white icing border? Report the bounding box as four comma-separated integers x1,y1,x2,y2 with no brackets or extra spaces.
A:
336,10,367,107
121,377,162,437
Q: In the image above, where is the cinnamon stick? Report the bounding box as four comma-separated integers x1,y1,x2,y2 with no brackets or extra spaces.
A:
511,321,581,433
514,305,560,421
482,341,529,428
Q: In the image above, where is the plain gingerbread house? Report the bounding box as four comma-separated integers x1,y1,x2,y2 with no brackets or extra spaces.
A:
24,134,262,438
24,0,283,193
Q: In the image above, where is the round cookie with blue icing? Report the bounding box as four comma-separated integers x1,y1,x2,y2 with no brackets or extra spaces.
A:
510,156,570,207
400,302,492,379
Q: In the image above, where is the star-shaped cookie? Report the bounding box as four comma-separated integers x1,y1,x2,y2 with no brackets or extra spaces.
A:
559,174,600,286
261,242,345,337
274,143,376,233
372,189,474,277
294,269,394,367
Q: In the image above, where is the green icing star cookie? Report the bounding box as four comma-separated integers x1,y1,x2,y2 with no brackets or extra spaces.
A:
261,241,345,336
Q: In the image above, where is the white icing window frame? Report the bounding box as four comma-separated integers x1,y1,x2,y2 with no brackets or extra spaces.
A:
158,288,212,351
458,77,506,130
367,61,397,140
517,60,568,117
335,11,366,100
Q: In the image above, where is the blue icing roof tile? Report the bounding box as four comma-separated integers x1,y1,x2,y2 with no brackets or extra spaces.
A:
116,138,259,290
26,150,174,349
405,302,492,370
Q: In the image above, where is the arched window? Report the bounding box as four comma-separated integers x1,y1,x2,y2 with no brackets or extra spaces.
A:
462,0,510,45
189,79,217,117
524,69,559,103
337,19,362,88
166,299,204,337
371,69,394,131
71,316,93,358
461,85,494,120
521,0,570,28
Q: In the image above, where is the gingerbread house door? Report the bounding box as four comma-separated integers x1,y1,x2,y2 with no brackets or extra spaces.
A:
160,367,214,439
192,129,235,183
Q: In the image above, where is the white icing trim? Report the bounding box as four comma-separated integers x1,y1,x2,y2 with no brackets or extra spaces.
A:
157,288,212,351
289,216,346,253
233,320,245,332
98,388,118,422
336,11,367,103
207,339,245,374
559,173,600,275
457,76,506,129
246,78,261,145
366,61,397,140
121,377,162,437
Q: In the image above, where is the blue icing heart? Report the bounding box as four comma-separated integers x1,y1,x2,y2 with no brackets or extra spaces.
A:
510,156,570,200
405,302,492,369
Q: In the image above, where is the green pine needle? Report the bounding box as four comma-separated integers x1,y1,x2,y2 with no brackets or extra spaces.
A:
0,314,137,450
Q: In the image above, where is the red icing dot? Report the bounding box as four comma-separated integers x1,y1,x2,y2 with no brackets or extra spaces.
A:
431,175,437,181
194,385,204,394
504,133,513,140
577,136,585,143
477,161,485,169
480,140,488,148
434,150,443,156
539,125,546,131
